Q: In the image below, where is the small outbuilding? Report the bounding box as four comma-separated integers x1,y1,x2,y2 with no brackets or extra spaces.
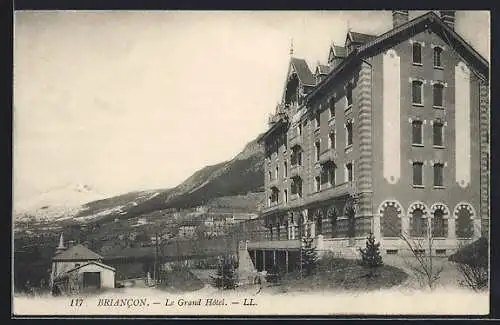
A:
50,234,116,295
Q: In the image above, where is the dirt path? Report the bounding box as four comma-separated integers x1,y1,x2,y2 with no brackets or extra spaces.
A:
383,255,463,289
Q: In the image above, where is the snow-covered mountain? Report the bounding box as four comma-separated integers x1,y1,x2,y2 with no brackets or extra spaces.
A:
13,183,110,221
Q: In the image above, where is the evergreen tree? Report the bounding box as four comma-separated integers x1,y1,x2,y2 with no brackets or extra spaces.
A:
300,236,319,277
358,233,383,277
210,255,238,289
265,263,282,284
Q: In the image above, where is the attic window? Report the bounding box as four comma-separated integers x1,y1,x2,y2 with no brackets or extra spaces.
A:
284,73,299,107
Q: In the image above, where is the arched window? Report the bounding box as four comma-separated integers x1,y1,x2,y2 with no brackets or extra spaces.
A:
433,47,443,67
432,209,446,237
410,208,427,237
455,204,474,238
380,203,402,237
328,207,339,238
412,42,422,64
315,209,323,235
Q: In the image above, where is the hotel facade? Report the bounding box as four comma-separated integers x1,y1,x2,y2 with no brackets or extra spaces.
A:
241,11,489,272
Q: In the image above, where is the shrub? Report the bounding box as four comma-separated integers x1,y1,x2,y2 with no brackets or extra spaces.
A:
210,255,239,290
450,237,489,291
300,236,319,277
358,233,383,277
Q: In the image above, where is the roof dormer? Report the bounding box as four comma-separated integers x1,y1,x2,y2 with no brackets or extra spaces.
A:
327,42,347,70
345,31,377,55
314,63,329,84
282,57,315,109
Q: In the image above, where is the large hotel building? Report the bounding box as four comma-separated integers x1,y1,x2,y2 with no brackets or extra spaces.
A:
240,10,489,272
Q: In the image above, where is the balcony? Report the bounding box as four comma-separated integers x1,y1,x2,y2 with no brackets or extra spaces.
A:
268,178,279,189
306,181,354,205
319,148,338,165
289,134,303,148
261,203,281,214
268,106,288,126
247,239,301,250
289,164,303,178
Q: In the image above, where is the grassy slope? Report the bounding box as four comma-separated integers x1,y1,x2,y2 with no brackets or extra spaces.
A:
271,257,408,293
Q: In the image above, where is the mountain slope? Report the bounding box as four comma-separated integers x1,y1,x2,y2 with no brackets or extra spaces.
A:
13,183,110,222
122,134,265,217
15,134,266,224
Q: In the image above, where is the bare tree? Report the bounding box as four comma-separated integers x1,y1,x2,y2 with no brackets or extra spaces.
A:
451,223,488,291
384,213,444,290
398,229,444,290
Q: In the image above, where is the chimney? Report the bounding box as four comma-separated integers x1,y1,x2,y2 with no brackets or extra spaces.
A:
440,11,455,30
392,10,409,28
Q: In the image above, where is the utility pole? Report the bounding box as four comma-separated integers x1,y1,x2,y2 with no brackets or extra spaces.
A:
154,232,159,286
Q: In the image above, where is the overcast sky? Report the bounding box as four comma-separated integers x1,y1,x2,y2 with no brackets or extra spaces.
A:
13,10,490,202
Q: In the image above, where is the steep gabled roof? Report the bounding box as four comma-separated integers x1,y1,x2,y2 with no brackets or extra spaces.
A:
333,45,347,58
290,57,316,86
316,64,330,75
65,261,116,273
308,11,489,103
53,244,103,261
347,31,378,44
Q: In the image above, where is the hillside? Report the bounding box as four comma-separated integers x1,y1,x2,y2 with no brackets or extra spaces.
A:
121,135,265,217
14,134,266,226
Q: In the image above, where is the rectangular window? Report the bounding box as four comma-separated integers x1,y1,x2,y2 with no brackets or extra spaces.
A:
412,162,423,186
329,165,336,186
412,80,423,104
346,121,353,147
291,179,302,197
329,97,336,119
412,42,422,64
315,141,321,161
346,85,353,108
433,122,444,146
434,163,444,187
284,161,288,177
346,163,353,182
315,113,320,130
433,47,443,67
315,176,321,192
329,132,335,149
433,84,444,107
412,120,423,145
